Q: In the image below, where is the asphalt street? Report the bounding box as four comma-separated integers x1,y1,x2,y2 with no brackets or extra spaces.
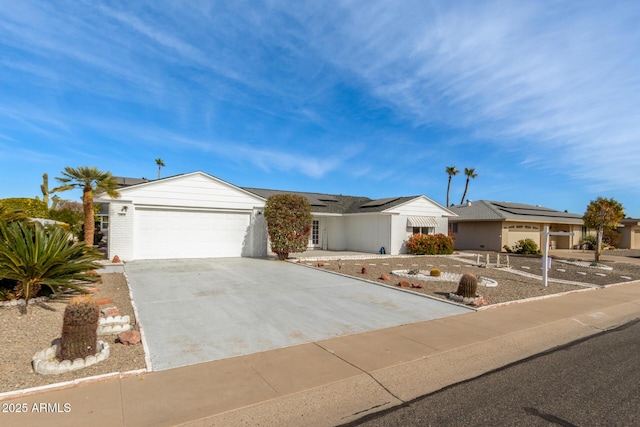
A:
345,319,640,426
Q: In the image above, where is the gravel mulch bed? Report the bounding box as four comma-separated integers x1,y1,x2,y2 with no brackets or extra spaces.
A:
0,273,146,396
307,252,640,306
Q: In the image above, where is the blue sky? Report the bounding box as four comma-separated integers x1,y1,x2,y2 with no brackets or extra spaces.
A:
1,1,639,216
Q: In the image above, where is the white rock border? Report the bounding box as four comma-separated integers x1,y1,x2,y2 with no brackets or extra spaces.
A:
556,259,613,270
447,293,485,305
32,339,110,375
97,315,132,335
391,270,498,287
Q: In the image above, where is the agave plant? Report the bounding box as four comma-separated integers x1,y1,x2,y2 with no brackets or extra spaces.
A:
0,220,102,307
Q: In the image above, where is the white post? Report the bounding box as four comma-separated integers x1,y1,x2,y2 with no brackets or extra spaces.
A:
496,254,501,267
477,254,480,264
486,253,490,266
542,226,550,287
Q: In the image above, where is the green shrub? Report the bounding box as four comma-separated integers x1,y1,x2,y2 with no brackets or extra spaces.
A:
510,238,540,255
0,220,102,307
580,235,597,250
602,228,621,248
430,268,441,277
0,198,48,218
406,233,454,255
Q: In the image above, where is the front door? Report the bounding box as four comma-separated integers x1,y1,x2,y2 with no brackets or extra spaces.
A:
309,219,321,249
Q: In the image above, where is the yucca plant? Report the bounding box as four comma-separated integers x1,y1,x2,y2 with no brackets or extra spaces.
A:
0,220,102,310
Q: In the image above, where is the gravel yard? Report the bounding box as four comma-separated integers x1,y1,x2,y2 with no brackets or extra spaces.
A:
304,252,640,306
0,273,146,396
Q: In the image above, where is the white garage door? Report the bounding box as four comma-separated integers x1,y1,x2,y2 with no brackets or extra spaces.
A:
134,208,251,259
507,224,540,248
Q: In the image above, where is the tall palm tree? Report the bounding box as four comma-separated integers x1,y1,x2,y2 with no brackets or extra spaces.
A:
155,158,165,179
460,168,478,205
56,166,120,246
445,166,459,207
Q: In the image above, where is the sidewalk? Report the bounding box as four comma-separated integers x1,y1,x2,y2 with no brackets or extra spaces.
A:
2,280,640,427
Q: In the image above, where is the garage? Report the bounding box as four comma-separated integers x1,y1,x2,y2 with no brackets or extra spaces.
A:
506,224,541,248
134,208,251,259
102,172,267,261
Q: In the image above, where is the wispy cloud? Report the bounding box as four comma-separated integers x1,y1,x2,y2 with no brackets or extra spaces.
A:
281,0,640,191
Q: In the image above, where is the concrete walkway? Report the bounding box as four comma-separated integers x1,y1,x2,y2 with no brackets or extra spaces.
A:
124,258,470,370
3,279,639,426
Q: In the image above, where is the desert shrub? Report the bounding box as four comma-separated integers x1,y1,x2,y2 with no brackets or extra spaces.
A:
0,219,102,306
602,228,621,248
510,238,540,255
580,235,597,250
406,233,454,255
264,194,313,260
48,207,84,238
407,269,419,275
0,198,48,219
430,268,441,277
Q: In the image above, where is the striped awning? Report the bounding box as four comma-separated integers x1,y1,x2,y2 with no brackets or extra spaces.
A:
407,216,438,228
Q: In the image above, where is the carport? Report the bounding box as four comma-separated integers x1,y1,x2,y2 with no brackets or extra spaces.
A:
125,258,471,371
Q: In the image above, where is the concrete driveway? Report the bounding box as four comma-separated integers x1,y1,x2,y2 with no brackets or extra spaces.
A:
124,257,471,371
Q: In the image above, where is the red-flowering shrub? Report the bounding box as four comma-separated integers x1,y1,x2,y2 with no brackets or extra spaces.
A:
405,233,454,255
264,194,313,260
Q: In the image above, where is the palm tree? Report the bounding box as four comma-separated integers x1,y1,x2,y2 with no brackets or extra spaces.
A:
55,166,120,246
0,220,102,308
460,168,478,205
155,158,165,179
445,166,459,207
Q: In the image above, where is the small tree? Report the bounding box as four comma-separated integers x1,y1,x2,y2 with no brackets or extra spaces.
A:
583,197,625,262
264,194,312,260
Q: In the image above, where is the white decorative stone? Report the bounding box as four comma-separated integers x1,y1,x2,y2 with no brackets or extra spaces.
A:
32,341,110,375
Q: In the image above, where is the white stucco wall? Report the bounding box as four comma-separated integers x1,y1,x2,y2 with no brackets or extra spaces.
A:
107,201,134,261
343,215,391,253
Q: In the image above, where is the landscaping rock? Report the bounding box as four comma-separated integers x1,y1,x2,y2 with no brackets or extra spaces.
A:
410,283,423,289
118,330,141,346
95,297,114,306
398,281,411,288
361,267,368,274
317,262,324,267
101,306,119,317
112,255,121,263
380,274,391,281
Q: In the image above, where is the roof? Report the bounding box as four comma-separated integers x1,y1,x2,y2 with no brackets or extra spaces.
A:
242,188,420,214
448,200,583,224
112,176,151,187
103,173,445,215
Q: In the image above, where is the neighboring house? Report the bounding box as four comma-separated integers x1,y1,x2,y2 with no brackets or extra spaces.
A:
448,200,585,252
618,219,640,249
97,171,456,261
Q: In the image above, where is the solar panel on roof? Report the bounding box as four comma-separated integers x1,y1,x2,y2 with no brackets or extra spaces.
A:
360,197,400,208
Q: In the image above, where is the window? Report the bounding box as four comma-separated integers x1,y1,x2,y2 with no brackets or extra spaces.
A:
413,226,434,235
312,220,319,245
450,223,458,233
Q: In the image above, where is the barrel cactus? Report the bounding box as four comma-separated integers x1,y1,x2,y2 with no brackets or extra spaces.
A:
456,273,478,298
60,295,100,361
430,268,441,277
